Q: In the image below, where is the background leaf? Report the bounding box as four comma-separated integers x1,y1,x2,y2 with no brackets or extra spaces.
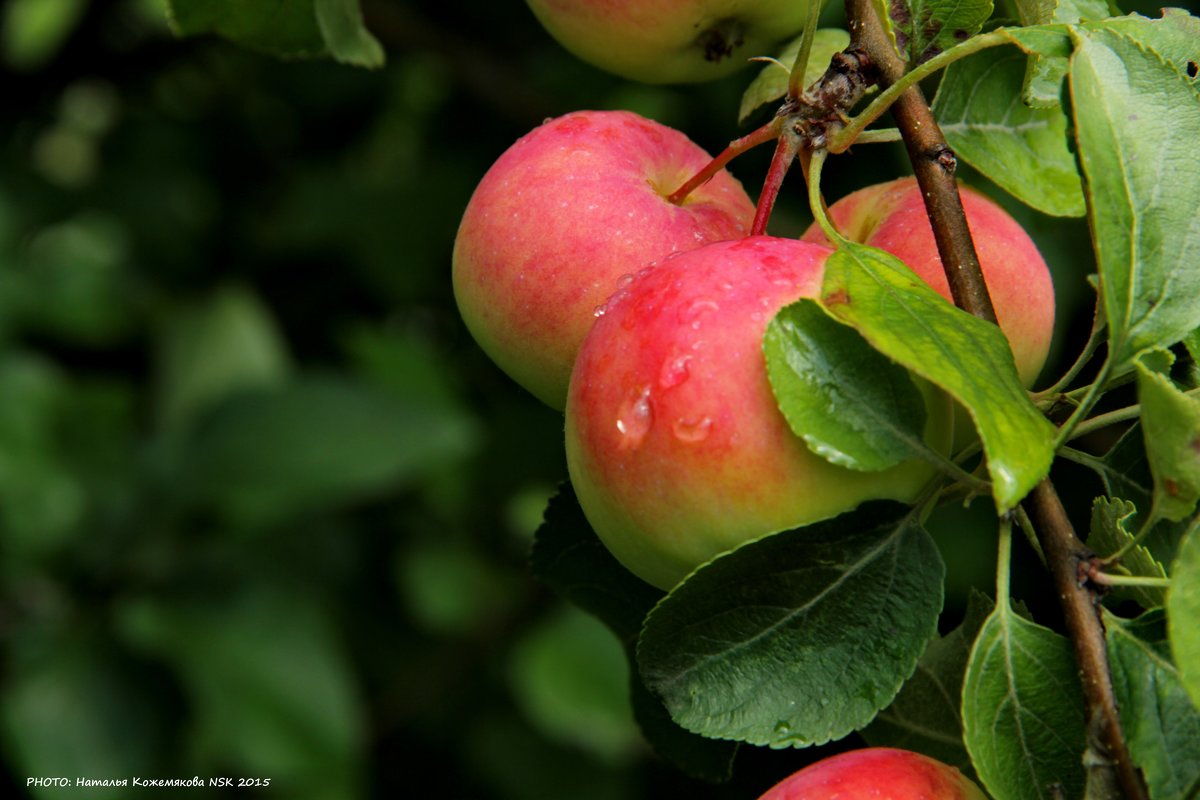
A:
638,502,943,748
819,243,1056,511
1011,0,1109,106
738,29,851,123
1106,609,1200,800
879,0,993,65
313,0,385,68
1070,24,1200,369
1136,358,1200,523
1168,524,1200,711
764,299,931,472
962,602,1087,800
1088,496,1168,609
932,49,1084,217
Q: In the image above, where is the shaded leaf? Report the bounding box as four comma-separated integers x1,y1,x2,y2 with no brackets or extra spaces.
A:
638,502,943,747
1011,0,1109,106
738,29,851,123
932,49,1084,217
1089,496,1168,609
1107,609,1200,800
1136,357,1200,522
962,602,1087,800
820,243,1056,511
764,299,930,472
877,0,993,65
1168,525,1200,710
313,0,383,68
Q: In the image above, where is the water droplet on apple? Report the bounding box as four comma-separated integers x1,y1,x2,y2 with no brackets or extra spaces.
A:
593,303,608,318
672,416,712,443
615,386,653,448
658,354,692,389
616,273,635,289
680,299,719,326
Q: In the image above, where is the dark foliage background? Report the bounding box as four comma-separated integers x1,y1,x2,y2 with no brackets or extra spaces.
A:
2,0,1189,797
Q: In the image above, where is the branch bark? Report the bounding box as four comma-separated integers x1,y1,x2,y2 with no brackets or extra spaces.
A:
842,2,1147,798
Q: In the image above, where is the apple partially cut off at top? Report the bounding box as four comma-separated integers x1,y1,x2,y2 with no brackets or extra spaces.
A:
803,177,1055,387
757,748,987,800
453,110,755,408
525,0,812,84
565,236,953,590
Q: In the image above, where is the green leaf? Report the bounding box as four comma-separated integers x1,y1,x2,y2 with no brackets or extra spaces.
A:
738,29,851,123
184,376,478,528
1,0,87,71
1136,358,1200,522
165,0,383,66
764,299,931,472
819,243,1056,511
638,502,943,747
156,284,291,431
1011,0,1109,106
628,674,738,783
313,0,384,68
1084,10,1200,77
962,602,1087,800
1106,609,1200,800
1168,523,1200,710
877,0,994,65
861,590,993,773
1070,25,1200,369
117,587,364,799
932,49,1084,217
1089,496,1168,609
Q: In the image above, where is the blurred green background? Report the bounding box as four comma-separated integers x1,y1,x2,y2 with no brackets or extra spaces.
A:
1,0,1183,797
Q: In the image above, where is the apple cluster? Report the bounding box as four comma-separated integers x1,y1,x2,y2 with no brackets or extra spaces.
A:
453,107,1054,590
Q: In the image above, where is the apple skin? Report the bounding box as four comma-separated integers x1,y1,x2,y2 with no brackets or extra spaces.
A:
757,748,987,800
803,177,1055,387
453,110,755,409
565,236,953,590
525,0,812,84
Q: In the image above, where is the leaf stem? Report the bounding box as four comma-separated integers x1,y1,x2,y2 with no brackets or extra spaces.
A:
668,117,783,205
787,0,828,99
1067,404,1141,442
1053,358,1113,450
1034,304,1106,399
996,514,1013,600
1090,572,1171,589
751,129,800,235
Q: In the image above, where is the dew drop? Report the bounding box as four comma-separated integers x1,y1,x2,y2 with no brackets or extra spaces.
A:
672,415,712,443
615,386,653,448
773,721,791,736
616,273,635,289
680,299,720,326
658,354,692,389
593,303,608,318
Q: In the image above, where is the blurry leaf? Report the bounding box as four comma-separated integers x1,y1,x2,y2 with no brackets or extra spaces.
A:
764,299,931,472
628,673,737,783
932,50,1084,217
118,587,364,799
738,29,851,123
399,540,517,636
2,639,164,800
638,502,943,747
820,243,1056,511
1089,497,1168,609
1106,609,1200,800
165,0,383,66
342,324,460,408
0,353,83,555
1136,357,1200,522
1,0,87,71
313,0,383,68
862,590,993,773
1168,525,1200,710
876,0,993,65
156,284,291,431
184,376,478,528
508,606,639,764
1070,25,1200,370
531,485,662,645
962,601,1087,800
1011,0,1108,106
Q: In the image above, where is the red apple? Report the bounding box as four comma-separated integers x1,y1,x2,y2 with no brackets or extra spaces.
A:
565,236,953,590
803,177,1055,387
758,748,987,800
525,0,813,84
453,110,754,408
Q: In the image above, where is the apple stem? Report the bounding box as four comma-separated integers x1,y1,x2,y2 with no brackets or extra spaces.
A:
667,118,783,206
786,0,829,100
750,130,800,236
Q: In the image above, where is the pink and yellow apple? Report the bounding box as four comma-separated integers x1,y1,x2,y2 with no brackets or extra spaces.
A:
757,748,987,800
803,177,1054,387
452,110,754,408
564,236,954,590
524,0,812,84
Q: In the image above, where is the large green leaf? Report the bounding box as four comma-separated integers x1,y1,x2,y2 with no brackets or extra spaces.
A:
962,602,1087,800
638,502,943,747
764,299,931,472
1011,0,1109,106
1088,496,1168,609
1136,358,1200,523
861,590,992,773
932,49,1084,217
819,243,1055,511
738,29,851,123
1168,525,1200,710
1070,25,1200,369
874,0,994,65
1106,609,1200,800
165,0,383,67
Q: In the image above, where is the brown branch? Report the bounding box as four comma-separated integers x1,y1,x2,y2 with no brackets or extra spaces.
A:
843,2,1147,799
